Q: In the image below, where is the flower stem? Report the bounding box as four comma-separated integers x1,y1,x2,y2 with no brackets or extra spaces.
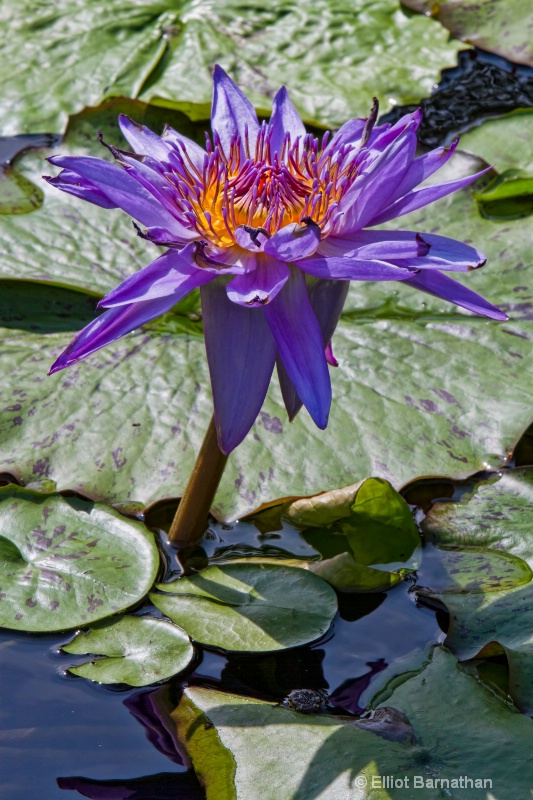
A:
167,414,228,549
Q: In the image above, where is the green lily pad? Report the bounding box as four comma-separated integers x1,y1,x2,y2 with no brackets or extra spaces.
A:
0,280,99,333
474,171,533,221
308,552,410,593
379,646,533,791
421,584,533,714
150,563,337,652
422,469,533,566
274,478,420,591
420,468,533,712
402,0,533,67
62,615,194,686
290,478,420,567
172,686,426,800
460,111,533,175
0,168,43,214
419,546,532,594
1,0,465,135
0,486,159,632
460,111,533,220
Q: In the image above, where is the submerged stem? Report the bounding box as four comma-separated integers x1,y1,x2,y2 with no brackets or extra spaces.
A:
168,415,228,549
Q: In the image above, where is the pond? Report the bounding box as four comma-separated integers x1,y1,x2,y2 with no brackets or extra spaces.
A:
1,1,533,798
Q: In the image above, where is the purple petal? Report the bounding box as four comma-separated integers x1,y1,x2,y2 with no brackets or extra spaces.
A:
201,280,277,453
403,270,508,320
117,155,197,242
325,119,366,152
368,166,492,226
320,230,486,270
234,225,270,251
268,86,306,156
277,278,349,420
118,115,174,162
226,256,289,307
100,245,214,307
264,221,321,261
334,127,418,235
308,278,350,346
369,109,422,151
325,341,338,367
49,295,180,374
390,140,459,199
162,125,206,172
43,172,117,209
47,155,185,234
296,255,413,281
264,269,331,428
211,65,259,159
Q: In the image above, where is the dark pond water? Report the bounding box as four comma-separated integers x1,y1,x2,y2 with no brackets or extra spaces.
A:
0,512,443,800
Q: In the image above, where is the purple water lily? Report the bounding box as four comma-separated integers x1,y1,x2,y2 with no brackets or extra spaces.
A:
46,67,506,454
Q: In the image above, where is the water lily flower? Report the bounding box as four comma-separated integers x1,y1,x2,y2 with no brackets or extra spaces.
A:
46,67,507,454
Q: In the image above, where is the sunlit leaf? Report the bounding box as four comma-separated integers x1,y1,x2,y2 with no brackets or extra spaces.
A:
63,615,194,686
0,0,465,135
402,0,533,67
151,563,337,652
172,686,427,800
0,486,159,632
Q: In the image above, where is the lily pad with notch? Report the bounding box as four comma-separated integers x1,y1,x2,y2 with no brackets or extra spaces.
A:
62,615,194,686
151,563,337,653
0,486,159,632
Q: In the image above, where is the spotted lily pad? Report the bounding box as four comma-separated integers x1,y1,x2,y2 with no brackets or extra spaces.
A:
0,486,159,631
402,0,533,67
420,469,533,713
422,469,533,567
150,563,337,652
0,0,464,135
62,615,194,686
418,546,532,594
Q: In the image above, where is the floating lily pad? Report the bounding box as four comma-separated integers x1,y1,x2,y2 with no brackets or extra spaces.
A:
420,469,533,712
173,686,425,800
460,110,533,176
379,646,533,790
274,478,420,591
422,468,533,566
402,0,533,67
0,280,99,333
0,0,465,135
0,486,159,632
418,546,532,594
0,169,43,214
62,615,194,686
150,563,337,652
308,552,410,593
290,478,420,567
460,111,533,220
474,171,533,220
